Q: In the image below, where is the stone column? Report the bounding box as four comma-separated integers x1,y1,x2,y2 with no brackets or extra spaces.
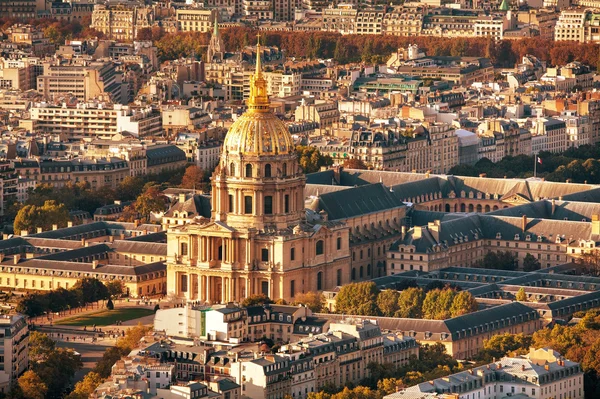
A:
206,275,211,303
230,277,235,302
221,277,226,304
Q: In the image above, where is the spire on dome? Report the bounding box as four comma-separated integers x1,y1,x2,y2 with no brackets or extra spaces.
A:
213,15,219,36
247,33,269,111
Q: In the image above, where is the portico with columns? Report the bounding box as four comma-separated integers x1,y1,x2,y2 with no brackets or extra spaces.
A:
166,37,351,304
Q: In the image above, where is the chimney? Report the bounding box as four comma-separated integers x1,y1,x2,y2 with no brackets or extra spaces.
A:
521,364,526,371
413,226,422,239
81,238,86,246
545,364,550,371
36,227,42,234
92,260,98,269
0,253,4,262
68,221,73,227
52,224,58,230
20,230,28,237
179,193,186,203
522,214,527,232
551,199,556,216
13,255,20,265
120,233,125,240
593,215,600,235
134,219,140,227
109,235,114,243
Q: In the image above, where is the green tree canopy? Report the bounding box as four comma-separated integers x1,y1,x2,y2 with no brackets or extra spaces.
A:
292,291,326,313
335,282,380,316
450,291,479,317
14,200,70,234
296,146,333,174
241,293,272,308
523,253,541,272
17,370,48,399
377,289,400,317
515,287,528,302
397,287,425,318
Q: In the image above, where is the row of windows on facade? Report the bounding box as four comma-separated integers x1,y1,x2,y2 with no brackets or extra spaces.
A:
179,238,337,261
232,163,287,178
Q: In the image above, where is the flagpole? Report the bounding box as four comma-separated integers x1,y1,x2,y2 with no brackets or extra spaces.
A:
534,154,537,178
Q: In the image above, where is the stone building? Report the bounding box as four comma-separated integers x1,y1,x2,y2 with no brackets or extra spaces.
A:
166,41,351,303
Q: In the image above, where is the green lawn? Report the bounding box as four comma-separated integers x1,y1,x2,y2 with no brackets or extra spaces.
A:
55,307,154,327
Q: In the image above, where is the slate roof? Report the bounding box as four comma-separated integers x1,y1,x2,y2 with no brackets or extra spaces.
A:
164,195,212,219
110,240,167,256
314,183,403,220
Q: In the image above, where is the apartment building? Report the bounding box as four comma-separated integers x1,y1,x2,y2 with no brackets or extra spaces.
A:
355,8,385,35
176,8,217,32
0,163,18,218
382,5,424,36
474,14,515,41
28,103,161,140
385,348,583,399
294,100,340,129
531,118,567,154
231,355,290,399
559,115,591,148
274,0,300,21
242,0,273,20
0,315,28,394
322,5,357,35
36,60,126,104
0,0,36,19
555,10,587,42
91,4,154,41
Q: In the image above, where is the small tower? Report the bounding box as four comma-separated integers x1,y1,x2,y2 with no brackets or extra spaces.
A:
207,16,225,63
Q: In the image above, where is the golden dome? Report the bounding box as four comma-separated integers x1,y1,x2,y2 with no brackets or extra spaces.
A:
222,37,295,156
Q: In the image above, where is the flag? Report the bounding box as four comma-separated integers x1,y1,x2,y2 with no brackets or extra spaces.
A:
537,156,542,165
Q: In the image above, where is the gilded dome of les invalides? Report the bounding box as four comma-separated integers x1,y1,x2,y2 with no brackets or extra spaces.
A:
222,39,295,157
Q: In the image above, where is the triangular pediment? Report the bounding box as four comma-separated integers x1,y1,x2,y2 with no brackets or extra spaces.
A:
193,220,237,233
501,193,531,204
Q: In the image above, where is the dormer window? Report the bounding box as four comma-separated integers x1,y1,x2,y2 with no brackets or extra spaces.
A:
514,234,520,240
496,233,502,239
537,236,543,242
526,235,531,241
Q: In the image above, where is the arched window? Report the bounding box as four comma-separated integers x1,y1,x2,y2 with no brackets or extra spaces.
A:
445,204,451,212
367,264,371,276
359,266,364,278
264,164,271,177
317,272,323,290
264,196,273,215
337,269,342,286
230,163,235,176
351,268,356,280
316,240,324,255
245,164,252,178
282,163,287,176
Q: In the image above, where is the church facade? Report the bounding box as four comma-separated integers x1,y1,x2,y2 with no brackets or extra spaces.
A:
166,40,351,304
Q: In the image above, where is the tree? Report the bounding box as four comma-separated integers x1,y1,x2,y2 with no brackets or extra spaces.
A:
477,250,517,270
32,348,82,398
578,249,600,276
66,372,103,399
343,158,368,170
14,200,70,234
523,253,541,272
106,280,124,298
73,278,110,305
293,292,326,313
377,290,400,317
515,287,528,302
335,282,380,316
93,347,129,378
135,185,167,221
241,293,272,307
18,371,48,399
296,146,333,173
181,165,209,191
397,287,425,318
478,333,532,362
450,291,478,317
117,323,152,352
117,176,145,201
29,331,56,361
